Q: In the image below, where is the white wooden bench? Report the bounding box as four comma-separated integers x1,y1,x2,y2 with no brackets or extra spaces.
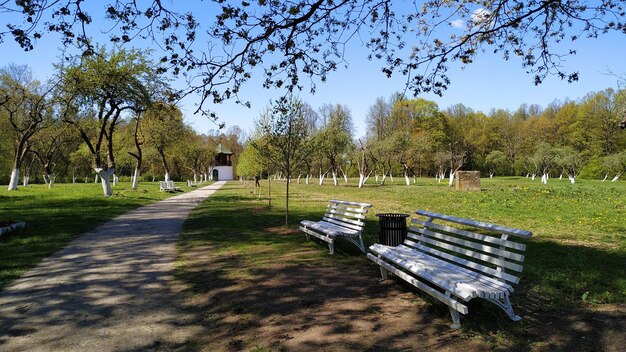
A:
300,200,372,254
167,180,181,191
159,181,174,192
367,210,532,329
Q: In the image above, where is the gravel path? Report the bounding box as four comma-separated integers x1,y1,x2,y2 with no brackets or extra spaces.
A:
0,182,226,352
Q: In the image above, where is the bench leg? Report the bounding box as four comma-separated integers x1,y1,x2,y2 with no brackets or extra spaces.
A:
356,235,366,254
379,266,389,280
328,242,334,255
486,295,522,322
449,307,461,329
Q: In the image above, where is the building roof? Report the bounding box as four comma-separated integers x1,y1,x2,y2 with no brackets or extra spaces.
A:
215,143,233,154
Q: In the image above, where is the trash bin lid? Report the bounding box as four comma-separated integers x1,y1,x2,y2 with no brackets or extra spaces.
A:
375,213,410,218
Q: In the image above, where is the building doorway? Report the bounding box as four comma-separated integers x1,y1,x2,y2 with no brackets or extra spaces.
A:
212,169,219,181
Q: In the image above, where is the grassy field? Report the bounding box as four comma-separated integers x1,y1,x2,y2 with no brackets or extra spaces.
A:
175,177,625,350
0,181,195,290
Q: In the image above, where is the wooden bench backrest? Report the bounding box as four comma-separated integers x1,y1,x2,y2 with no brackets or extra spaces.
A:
405,210,532,285
322,200,372,232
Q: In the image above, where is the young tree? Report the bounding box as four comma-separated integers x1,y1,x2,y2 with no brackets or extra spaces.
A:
485,150,509,178
59,48,156,196
318,104,354,186
253,96,309,226
142,102,185,183
554,146,587,184
1,64,57,190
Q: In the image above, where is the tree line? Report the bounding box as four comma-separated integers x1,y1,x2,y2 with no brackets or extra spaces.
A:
239,90,626,190
0,48,244,195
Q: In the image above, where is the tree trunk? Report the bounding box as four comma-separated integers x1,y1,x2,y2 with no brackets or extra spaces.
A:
95,173,99,183
358,174,365,188
285,172,289,227
332,171,338,186
47,175,55,189
8,168,19,191
23,174,29,187
132,166,140,190
448,171,455,187
602,174,608,182
381,174,387,185
112,174,119,186
612,172,622,181
95,168,114,196
164,171,170,182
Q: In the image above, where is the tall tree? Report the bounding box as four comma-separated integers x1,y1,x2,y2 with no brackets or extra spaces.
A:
59,47,157,196
140,101,184,183
0,64,56,190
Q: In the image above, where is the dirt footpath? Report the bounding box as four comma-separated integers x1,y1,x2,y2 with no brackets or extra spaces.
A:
0,182,225,352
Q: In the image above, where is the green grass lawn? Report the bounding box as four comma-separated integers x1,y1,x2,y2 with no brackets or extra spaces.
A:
0,181,199,290
176,177,625,350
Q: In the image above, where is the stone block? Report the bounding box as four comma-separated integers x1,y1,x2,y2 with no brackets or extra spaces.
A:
456,171,481,191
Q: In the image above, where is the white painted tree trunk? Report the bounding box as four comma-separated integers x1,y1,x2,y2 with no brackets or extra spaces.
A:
305,174,310,185
559,173,563,180
132,167,140,190
413,176,416,184
531,174,536,181
358,174,365,188
164,172,170,182
602,174,608,182
568,175,575,184
489,173,494,179
112,174,119,186
332,171,338,186
375,173,378,182
612,172,622,181
297,173,301,184
22,174,29,187
95,173,99,183
541,173,548,184
72,174,77,183
448,171,455,187
390,174,394,183
95,168,114,196
47,175,56,189
381,174,387,185
8,168,19,191
405,174,410,186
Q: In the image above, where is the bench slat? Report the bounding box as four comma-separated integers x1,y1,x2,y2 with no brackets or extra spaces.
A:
323,213,365,227
416,210,532,239
408,231,524,272
326,208,367,220
330,200,372,208
329,204,369,214
412,219,527,251
403,237,521,284
409,225,525,262
320,218,363,232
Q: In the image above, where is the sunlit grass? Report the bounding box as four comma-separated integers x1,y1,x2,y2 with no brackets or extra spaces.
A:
0,181,196,290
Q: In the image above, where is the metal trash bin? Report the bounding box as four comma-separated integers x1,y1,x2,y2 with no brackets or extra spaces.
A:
376,213,409,246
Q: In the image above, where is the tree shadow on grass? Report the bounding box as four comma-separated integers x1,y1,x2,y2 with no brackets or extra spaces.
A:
175,190,626,351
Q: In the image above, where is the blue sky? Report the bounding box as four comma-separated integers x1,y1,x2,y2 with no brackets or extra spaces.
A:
1,4,624,139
